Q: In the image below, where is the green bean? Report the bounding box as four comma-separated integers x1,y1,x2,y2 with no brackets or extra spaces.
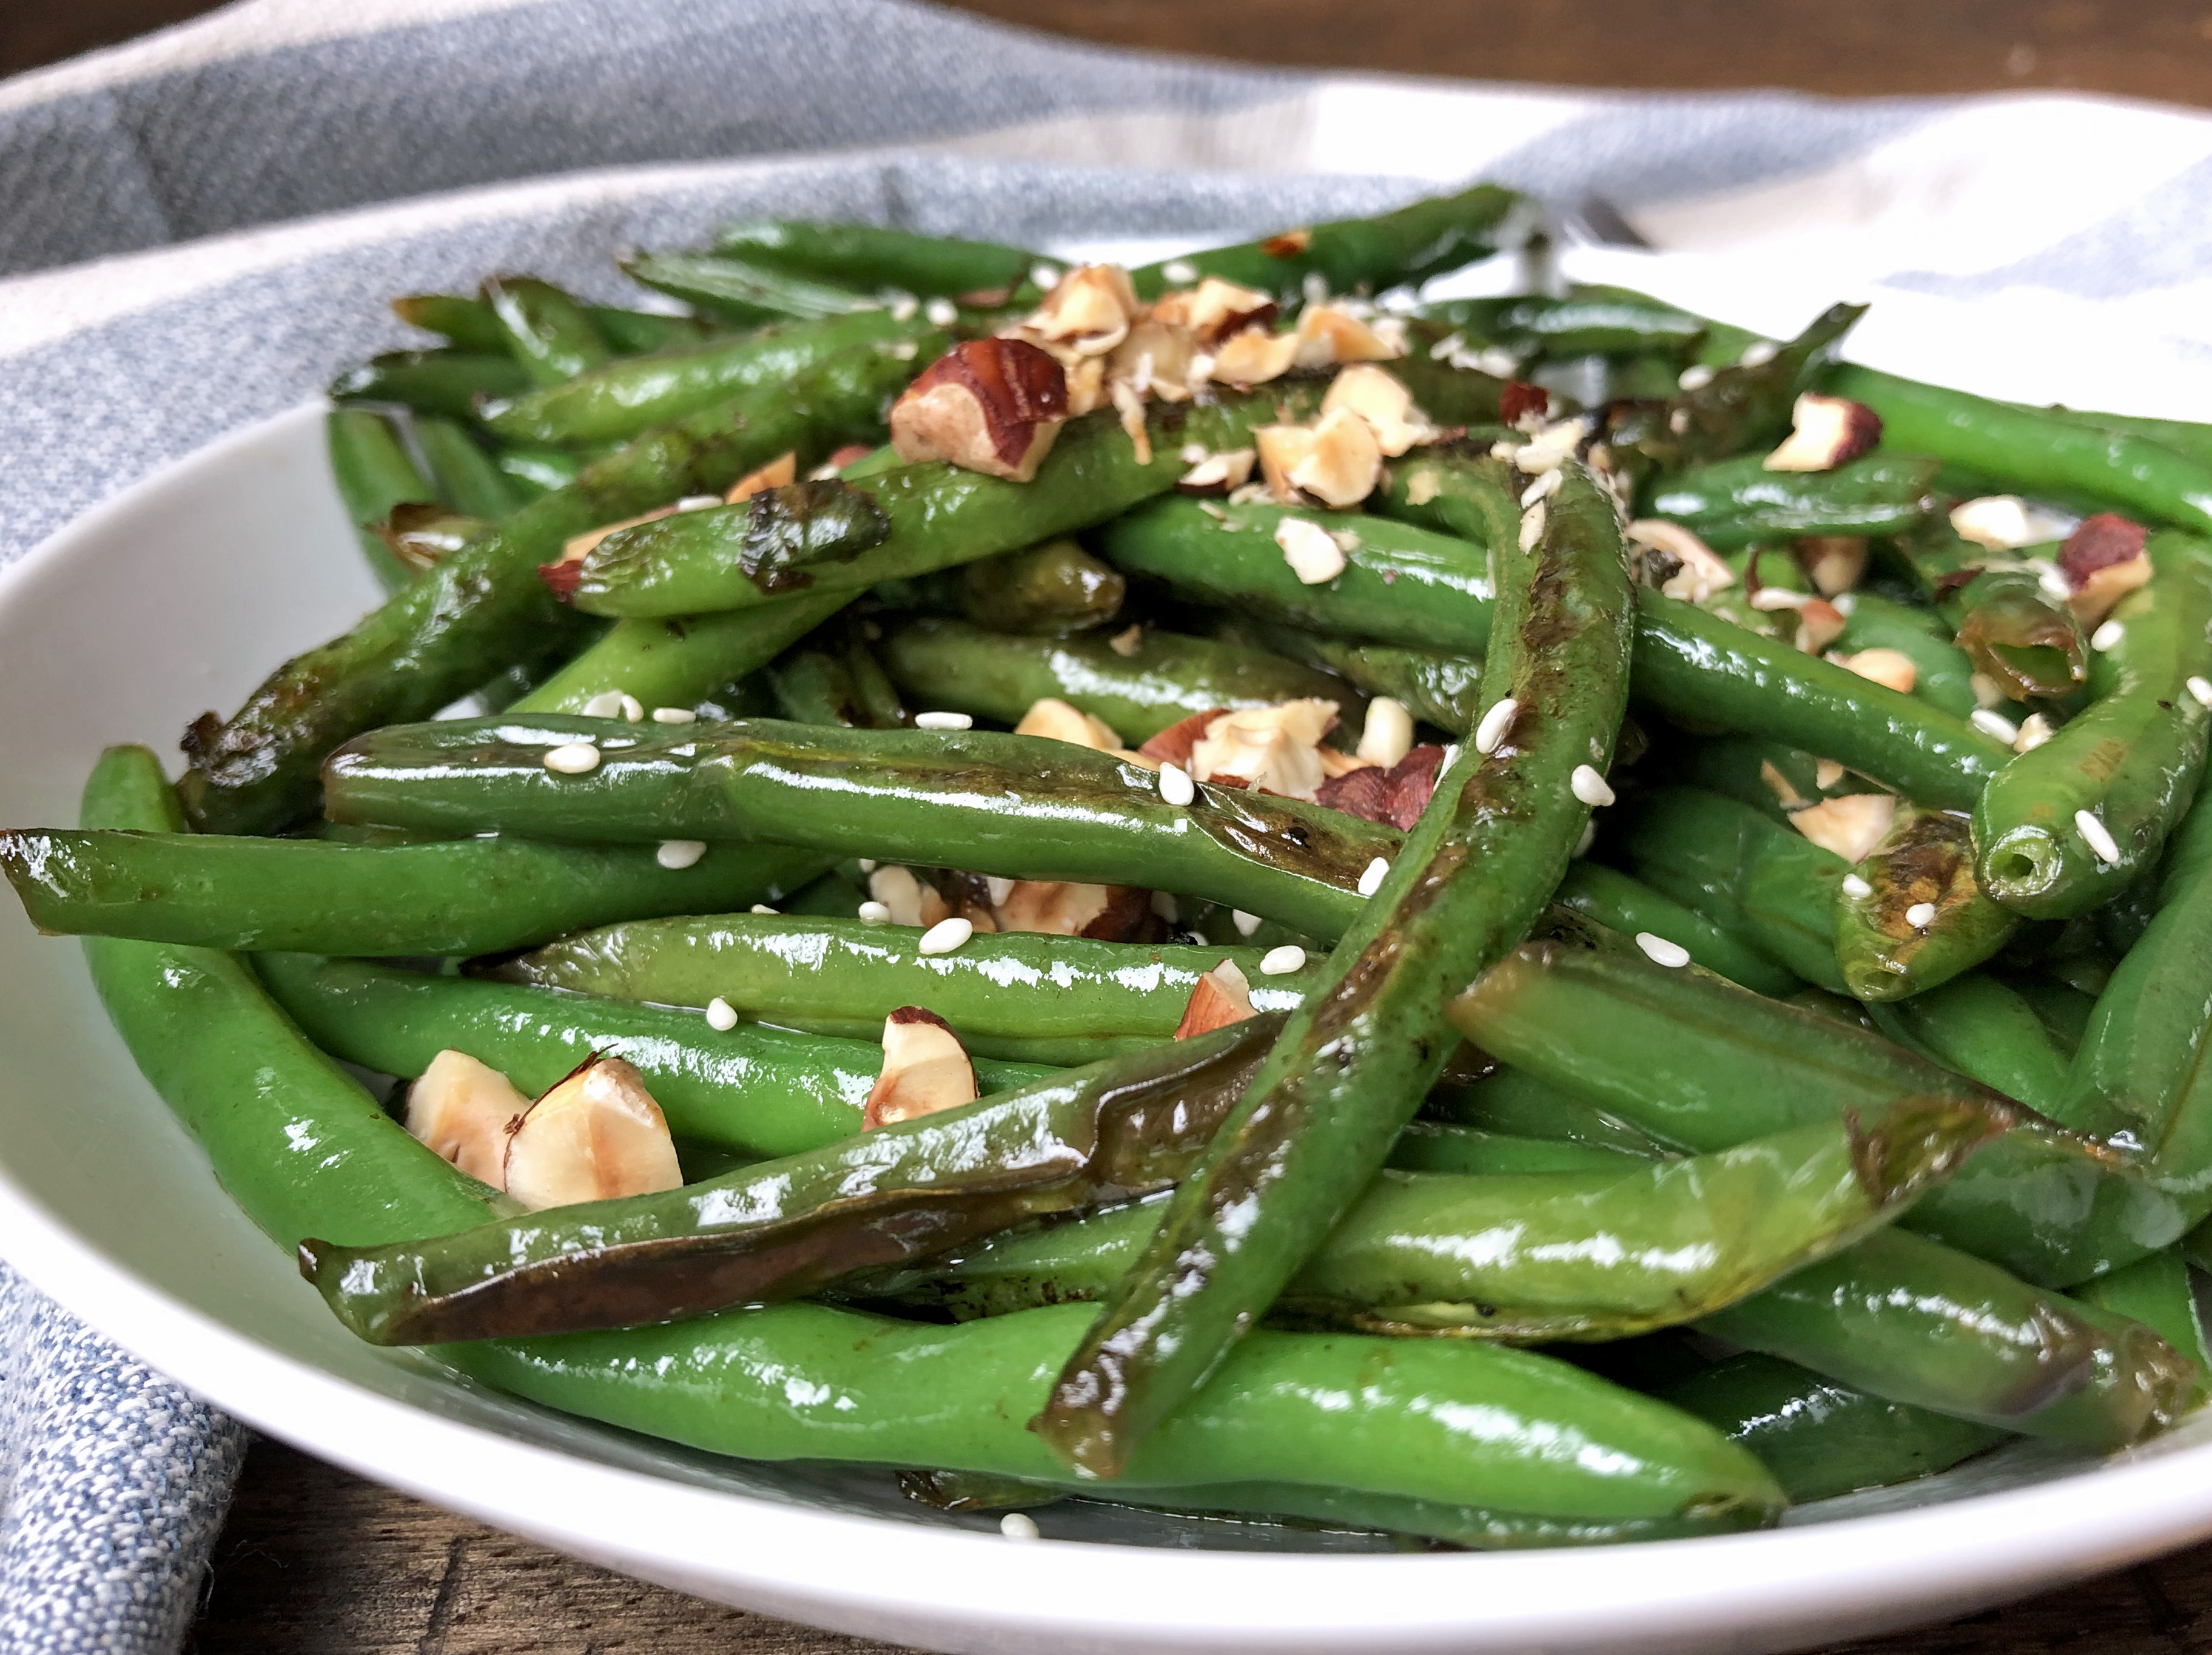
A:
619,251,872,325
1655,1353,2007,1503
585,305,714,354
1946,567,2086,703
411,416,524,519
710,220,1035,298
1701,1227,2188,1451
1618,787,1848,994
1646,454,1940,551
1,825,825,957
1035,460,1634,1477
1556,861,1801,997
949,541,1126,635
1427,1063,1679,1159
1384,1122,1647,1178
566,383,1340,619
1834,805,2021,1000
180,340,930,834
1667,734,1880,825
2022,403,2212,471
325,408,429,593
491,912,1322,1064
512,593,852,717
480,308,929,448
493,445,582,498
1125,183,1523,302
393,293,510,352
878,618,1357,744
1867,975,2070,1113
1828,365,2212,535
1447,922,2208,1286
2073,1245,2211,1403
482,275,614,386
1975,536,2212,917
323,716,1398,941
329,349,531,418
2008,974,2099,1056
1830,592,1980,720
1422,286,1704,360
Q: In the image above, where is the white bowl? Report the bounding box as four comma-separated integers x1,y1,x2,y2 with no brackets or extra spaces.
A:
7,278,2212,1654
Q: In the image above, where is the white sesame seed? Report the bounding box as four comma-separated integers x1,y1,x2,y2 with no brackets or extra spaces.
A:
1440,744,1463,772
888,292,919,323
2035,565,2074,604
1636,932,1692,968
1677,364,1714,392
2190,676,2212,709
2015,713,2056,752
1970,709,2020,745
1429,331,1466,361
580,690,626,719
1162,259,1198,285
1832,592,1858,616
1519,470,1562,508
619,693,645,722
919,916,975,955
2091,620,2125,652
542,741,601,775
1231,908,1263,937
1151,889,1179,922
924,297,958,326
914,710,973,731
674,494,724,512
856,858,879,873
1904,902,1937,929
857,900,892,925
1570,764,1615,807
1474,698,1518,755
1158,763,1196,807
1518,500,1547,553
1031,263,1063,291
1748,588,1811,611
1259,945,1307,976
750,903,779,915
1302,271,1330,305
2076,809,2122,865
1475,346,1521,379
1000,1512,1042,1541
1357,857,1390,897
656,839,707,870
1738,340,1780,368
705,997,739,1031
652,706,698,724
1841,874,1873,900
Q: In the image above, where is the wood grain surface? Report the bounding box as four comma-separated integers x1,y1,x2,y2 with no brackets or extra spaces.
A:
13,1,2212,1651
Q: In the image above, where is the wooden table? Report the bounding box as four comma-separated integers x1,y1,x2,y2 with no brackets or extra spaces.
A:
12,2,2212,1650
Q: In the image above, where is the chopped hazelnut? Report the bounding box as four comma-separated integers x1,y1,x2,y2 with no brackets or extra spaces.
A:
1015,696,1123,751
1792,793,1896,863
1189,699,1341,801
1797,536,1868,597
1293,305,1402,369
1764,393,1883,471
1627,520,1734,602
1209,325,1302,387
862,1008,979,1130
1177,448,1257,494
724,450,798,504
405,1049,530,1190
1024,263,1140,357
1793,598,1849,655
1274,514,1348,584
1832,646,1918,694
1321,363,1433,457
889,338,1069,482
1149,277,1277,344
503,1056,683,1212
867,865,950,929
2059,514,2153,625
1174,960,1259,1039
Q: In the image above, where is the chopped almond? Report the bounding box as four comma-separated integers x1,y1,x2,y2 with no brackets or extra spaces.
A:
406,1050,530,1190
867,865,950,929
1149,277,1276,344
1109,317,1199,402
502,1056,683,1212
1293,305,1402,368
1015,697,1123,750
1793,598,1848,655
1627,520,1734,602
1025,264,1140,357
862,1008,979,1129
1764,394,1882,471
555,502,684,568
1797,536,1867,597
1177,448,1257,494
724,451,798,504
1321,363,1433,457
1209,325,1302,387
889,339,1069,482
1190,699,1340,801
1758,760,1812,812
1174,960,1258,1038
1792,793,1896,863
2070,556,2151,627
1832,647,1918,695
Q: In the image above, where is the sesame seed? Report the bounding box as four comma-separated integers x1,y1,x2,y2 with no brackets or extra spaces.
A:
857,858,879,873
1031,263,1063,291
1158,763,1196,807
1970,709,2020,745
1738,340,1779,367
1474,698,1518,755
1570,764,1615,807
750,903,779,915
1000,1512,1042,1541
1748,588,1811,611
1475,347,1519,379
1904,902,1937,929
2035,565,2074,603
1259,945,1307,976
1518,500,1547,553
919,916,975,956
705,997,739,1031
924,297,958,326
914,711,973,730
857,900,892,925
674,494,723,512
888,292,919,322
1440,744,1463,772
1162,259,1198,284
620,693,644,722
652,706,698,724
1841,874,1873,900
2091,620,2125,652
2191,676,2212,709
1635,932,1692,968
1572,820,1596,858
1832,592,1858,616
656,839,707,870
1231,908,1263,937
542,741,600,775
1429,331,1466,361
1357,857,1390,897
1302,272,1330,305
1677,364,1714,392
580,690,626,719
2076,809,2122,865
2015,713,2056,752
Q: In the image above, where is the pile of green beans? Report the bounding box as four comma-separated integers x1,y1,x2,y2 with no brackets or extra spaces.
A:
27,185,2212,1552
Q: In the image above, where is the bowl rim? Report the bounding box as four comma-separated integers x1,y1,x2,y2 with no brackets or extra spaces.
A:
7,400,2212,1654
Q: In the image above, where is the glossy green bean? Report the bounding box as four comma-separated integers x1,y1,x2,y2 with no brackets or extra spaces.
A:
878,618,1358,744
329,350,531,418
325,408,429,593
1555,861,1801,996
1830,592,1980,720
1384,1122,1646,1177
482,275,613,386
1422,286,1704,360
2074,1245,2211,1404
322,716,1398,941
949,541,1127,635
491,913,1321,1064
411,416,524,519
711,221,1036,298
1834,805,2021,1000
619,251,870,325
1646,454,1940,551
1948,567,2086,703
1867,975,2071,1113
1238,625,1485,735
1427,1063,1679,1159
511,591,852,716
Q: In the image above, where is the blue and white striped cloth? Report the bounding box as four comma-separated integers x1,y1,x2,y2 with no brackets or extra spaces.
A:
4,1,2211,1647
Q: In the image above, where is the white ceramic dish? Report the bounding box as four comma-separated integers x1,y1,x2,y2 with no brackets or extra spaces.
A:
6,254,2212,1655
